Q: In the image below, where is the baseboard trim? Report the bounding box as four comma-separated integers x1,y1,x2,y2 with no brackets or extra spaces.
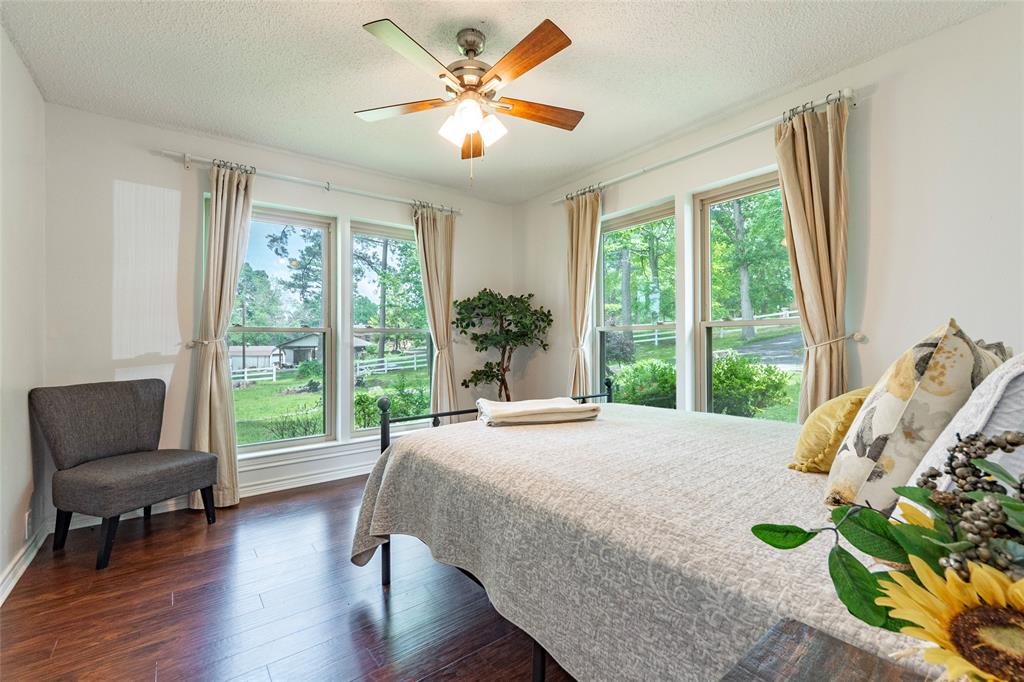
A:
239,460,374,498
0,525,47,606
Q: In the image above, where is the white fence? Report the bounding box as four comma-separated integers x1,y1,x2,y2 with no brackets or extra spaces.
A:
355,351,429,377
231,366,277,383
631,329,676,346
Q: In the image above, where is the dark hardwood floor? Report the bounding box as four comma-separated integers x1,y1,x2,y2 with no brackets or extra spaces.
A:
0,476,573,681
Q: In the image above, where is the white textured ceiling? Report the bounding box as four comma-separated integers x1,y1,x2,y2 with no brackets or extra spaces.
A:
1,1,994,203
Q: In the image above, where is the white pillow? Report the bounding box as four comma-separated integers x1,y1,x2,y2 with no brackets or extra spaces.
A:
906,352,1024,489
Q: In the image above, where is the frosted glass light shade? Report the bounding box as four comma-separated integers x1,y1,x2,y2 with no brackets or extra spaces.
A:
438,115,465,147
479,114,507,146
454,98,483,133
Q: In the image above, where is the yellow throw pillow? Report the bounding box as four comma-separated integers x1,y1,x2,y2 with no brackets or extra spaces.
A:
788,386,873,473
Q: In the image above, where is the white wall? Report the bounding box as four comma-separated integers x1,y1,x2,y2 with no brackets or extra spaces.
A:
40,105,522,516
1,30,48,596
515,5,1024,403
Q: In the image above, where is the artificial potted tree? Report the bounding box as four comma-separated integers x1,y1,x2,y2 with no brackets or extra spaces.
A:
452,289,553,401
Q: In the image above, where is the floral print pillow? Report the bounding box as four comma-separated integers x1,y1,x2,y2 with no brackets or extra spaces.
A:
825,319,1007,513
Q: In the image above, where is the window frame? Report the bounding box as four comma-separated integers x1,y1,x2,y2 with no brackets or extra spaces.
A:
692,172,802,412
230,206,337,453
349,221,432,435
592,201,677,393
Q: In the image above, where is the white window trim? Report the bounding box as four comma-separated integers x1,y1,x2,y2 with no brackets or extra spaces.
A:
692,172,802,412
591,202,678,394
349,221,431,436
233,206,338,455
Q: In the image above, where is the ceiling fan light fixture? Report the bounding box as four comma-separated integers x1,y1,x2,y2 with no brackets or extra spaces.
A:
453,97,484,133
479,114,507,146
438,115,466,147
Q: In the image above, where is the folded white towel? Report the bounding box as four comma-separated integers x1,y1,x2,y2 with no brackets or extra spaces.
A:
476,397,600,426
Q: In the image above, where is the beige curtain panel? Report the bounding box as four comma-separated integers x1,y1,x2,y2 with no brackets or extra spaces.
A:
190,164,255,508
775,100,849,422
565,191,602,396
414,205,459,420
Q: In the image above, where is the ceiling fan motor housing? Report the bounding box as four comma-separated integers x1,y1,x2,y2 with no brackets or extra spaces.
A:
456,27,486,57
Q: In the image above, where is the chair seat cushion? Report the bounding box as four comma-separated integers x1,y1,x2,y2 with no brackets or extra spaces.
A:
53,449,218,518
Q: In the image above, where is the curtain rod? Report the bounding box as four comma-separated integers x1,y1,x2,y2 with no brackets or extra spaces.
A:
555,88,855,204
156,149,462,215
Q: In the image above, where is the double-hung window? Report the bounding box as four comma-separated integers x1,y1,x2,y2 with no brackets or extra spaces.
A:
695,173,803,421
229,208,335,447
595,202,677,407
350,223,431,431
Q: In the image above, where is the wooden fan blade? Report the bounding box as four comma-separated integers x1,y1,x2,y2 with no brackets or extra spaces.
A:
481,19,570,89
364,19,462,91
494,98,584,131
355,99,453,122
461,132,484,159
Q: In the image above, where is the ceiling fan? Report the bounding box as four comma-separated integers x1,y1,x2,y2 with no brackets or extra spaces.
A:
355,18,584,160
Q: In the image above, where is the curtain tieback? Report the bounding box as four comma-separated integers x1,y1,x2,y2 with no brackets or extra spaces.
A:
803,332,864,351
186,337,225,348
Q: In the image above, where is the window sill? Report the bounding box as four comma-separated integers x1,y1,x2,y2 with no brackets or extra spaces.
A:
237,422,428,463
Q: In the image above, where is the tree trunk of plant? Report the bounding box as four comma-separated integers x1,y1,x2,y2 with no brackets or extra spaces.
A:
377,238,389,358
499,345,512,401
733,200,754,340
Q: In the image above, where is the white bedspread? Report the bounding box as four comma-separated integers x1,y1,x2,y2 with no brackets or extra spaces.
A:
351,403,934,680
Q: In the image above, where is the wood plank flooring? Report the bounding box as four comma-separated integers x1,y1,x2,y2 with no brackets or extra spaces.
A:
0,476,573,681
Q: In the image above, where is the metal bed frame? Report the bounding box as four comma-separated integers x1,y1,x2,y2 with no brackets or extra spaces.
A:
372,378,613,681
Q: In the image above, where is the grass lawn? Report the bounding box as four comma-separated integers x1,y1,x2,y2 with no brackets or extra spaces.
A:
233,369,325,445
234,366,433,445
755,371,802,423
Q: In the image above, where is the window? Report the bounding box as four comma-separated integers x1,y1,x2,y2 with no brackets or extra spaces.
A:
351,224,431,431
695,174,802,422
596,202,676,407
229,209,335,447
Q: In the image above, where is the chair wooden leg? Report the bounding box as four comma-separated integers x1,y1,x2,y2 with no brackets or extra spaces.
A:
199,486,216,524
143,505,152,520
53,510,72,551
96,515,120,570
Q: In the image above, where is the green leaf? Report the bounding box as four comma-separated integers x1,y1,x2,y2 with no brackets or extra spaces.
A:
828,545,887,627
887,523,948,575
831,507,908,564
923,537,974,552
989,538,1024,565
892,486,944,516
1004,508,1024,535
972,458,1019,487
751,524,818,549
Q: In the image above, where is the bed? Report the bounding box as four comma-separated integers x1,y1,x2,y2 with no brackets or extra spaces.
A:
351,402,932,680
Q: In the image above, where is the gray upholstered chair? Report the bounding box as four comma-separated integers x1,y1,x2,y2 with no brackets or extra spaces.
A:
29,379,218,569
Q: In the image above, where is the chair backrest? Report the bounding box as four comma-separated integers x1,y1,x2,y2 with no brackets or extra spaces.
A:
29,379,165,470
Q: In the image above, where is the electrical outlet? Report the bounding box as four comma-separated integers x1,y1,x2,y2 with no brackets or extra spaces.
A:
24,510,32,541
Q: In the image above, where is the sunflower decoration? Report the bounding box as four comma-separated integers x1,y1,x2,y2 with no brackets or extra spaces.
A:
877,556,1024,681
753,430,1024,681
